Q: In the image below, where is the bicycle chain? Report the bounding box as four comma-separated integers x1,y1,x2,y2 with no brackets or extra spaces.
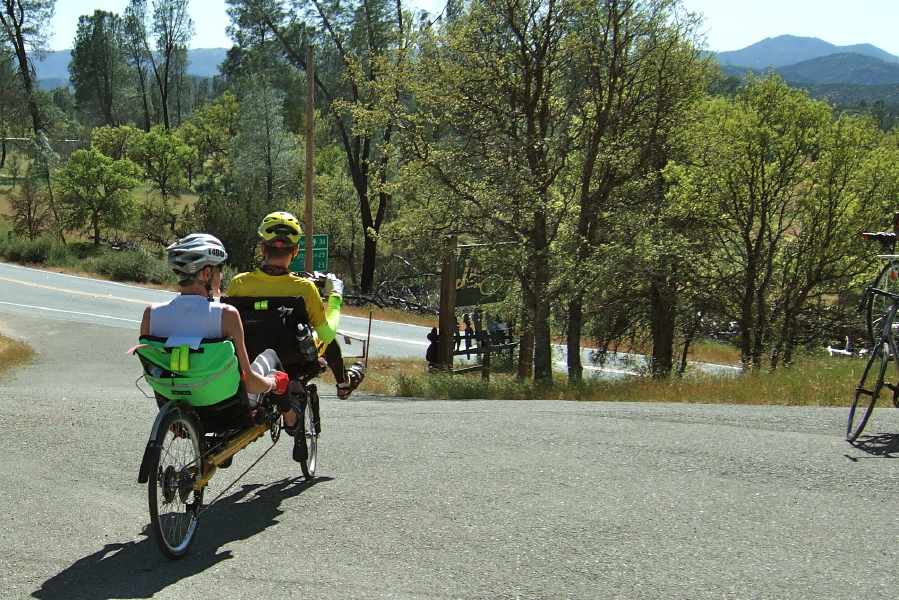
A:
198,435,279,514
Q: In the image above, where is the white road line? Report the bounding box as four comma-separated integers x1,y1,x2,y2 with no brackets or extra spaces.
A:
338,329,428,347
0,301,141,323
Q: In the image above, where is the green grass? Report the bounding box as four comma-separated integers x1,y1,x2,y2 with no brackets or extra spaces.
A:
363,353,864,406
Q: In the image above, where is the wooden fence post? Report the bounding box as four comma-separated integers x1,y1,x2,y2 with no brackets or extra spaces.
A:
481,337,492,381
437,235,458,371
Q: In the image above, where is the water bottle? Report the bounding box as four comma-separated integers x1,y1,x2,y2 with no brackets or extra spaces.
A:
295,322,313,344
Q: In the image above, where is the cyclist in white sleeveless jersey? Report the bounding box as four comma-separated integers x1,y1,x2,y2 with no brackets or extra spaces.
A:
140,234,295,426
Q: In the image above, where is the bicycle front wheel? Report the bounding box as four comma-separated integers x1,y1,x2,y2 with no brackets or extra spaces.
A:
847,341,890,442
148,406,204,559
867,261,899,345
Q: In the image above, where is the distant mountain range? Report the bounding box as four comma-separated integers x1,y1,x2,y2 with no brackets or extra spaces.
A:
716,35,899,69
711,35,899,117
713,35,899,86
33,48,228,89
32,36,899,106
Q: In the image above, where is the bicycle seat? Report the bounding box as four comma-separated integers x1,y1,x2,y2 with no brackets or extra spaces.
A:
133,335,255,431
221,295,323,380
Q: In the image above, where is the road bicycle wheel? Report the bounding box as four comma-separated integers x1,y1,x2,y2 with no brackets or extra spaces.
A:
148,406,204,559
866,261,899,345
297,387,319,480
847,341,890,442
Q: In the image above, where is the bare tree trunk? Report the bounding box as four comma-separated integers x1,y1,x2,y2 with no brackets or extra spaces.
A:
567,293,584,382
649,265,677,379
532,210,553,384
518,286,534,379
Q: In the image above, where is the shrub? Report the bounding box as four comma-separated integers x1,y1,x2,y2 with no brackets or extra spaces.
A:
0,236,69,265
94,246,175,285
70,242,107,259
0,235,25,261
21,237,69,264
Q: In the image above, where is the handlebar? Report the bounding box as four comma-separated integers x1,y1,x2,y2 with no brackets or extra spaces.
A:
865,285,899,303
862,231,897,254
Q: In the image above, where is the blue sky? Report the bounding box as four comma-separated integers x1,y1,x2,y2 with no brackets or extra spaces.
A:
50,0,899,56
683,0,899,56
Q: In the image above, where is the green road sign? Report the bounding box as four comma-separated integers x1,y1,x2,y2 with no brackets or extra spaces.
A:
289,234,329,272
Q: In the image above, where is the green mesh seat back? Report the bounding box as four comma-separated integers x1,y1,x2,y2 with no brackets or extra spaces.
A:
135,336,241,407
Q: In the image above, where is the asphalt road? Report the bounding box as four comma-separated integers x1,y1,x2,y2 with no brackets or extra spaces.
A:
2,265,899,598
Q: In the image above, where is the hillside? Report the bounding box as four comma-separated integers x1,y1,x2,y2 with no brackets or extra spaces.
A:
794,82,899,113
719,53,899,86
713,36,899,115
33,48,228,89
777,53,899,85
715,35,899,69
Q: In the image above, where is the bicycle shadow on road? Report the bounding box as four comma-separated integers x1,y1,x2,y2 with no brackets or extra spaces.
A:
846,433,899,458
31,476,331,600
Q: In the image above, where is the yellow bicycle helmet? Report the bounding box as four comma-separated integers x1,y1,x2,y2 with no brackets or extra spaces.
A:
258,211,302,248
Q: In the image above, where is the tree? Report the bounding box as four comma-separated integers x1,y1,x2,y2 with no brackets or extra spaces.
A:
129,124,196,203
187,84,301,271
91,124,144,161
149,0,193,128
0,0,54,134
124,124,196,245
0,44,29,168
229,82,301,205
123,0,154,130
69,10,130,127
4,177,50,240
57,147,142,245
227,0,419,293
559,0,710,380
123,0,193,130
401,0,579,383
766,115,899,366
177,91,239,186
663,75,891,371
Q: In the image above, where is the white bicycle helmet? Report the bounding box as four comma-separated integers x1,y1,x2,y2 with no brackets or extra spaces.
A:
166,233,228,276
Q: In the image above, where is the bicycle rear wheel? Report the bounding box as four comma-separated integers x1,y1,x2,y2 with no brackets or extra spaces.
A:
298,386,319,480
847,340,890,442
866,261,899,346
148,406,204,559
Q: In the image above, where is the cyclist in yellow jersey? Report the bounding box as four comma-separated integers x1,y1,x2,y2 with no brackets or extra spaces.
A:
227,212,365,402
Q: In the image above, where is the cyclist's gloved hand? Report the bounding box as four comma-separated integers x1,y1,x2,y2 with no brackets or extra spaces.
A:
271,371,290,395
324,273,344,297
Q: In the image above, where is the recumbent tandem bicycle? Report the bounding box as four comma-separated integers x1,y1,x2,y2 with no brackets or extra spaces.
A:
132,294,324,560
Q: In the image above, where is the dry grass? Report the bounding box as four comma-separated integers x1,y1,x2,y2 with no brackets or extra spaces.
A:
686,340,742,366
0,333,34,376
364,352,865,406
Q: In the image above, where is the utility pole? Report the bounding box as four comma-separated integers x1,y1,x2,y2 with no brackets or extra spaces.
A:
304,45,315,271
437,236,459,370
